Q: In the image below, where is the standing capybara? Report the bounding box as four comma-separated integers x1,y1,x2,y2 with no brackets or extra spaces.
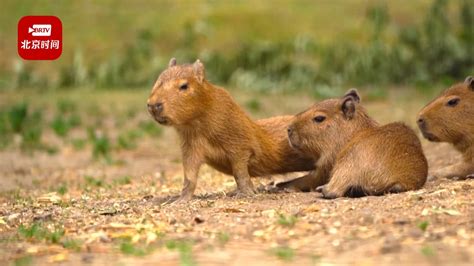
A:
417,76,474,179
288,89,428,199
147,58,316,202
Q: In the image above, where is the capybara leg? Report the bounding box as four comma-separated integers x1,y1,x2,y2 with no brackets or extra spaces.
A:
176,157,202,202
275,170,328,192
316,184,343,199
432,162,474,180
386,183,406,194
232,159,256,196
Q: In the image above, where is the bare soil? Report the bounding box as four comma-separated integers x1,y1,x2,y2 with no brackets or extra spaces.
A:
0,91,472,265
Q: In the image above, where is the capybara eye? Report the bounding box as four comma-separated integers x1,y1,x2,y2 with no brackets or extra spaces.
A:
446,98,460,107
313,116,326,123
179,83,188,91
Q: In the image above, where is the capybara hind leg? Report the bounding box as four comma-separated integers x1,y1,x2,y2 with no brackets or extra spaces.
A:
432,162,474,180
275,170,328,192
386,184,406,194
316,167,357,199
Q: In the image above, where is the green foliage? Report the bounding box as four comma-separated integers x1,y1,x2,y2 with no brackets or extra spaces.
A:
216,231,230,246
62,238,82,251
138,121,163,137
277,213,297,227
119,240,149,256
14,255,33,266
56,184,68,195
70,138,86,150
84,175,104,187
421,245,436,257
117,130,140,150
114,175,132,186
417,221,429,232
18,223,65,244
270,246,294,261
165,240,196,266
8,103,28,133
245,98,261,113
5,1,473,91
88,129,111,160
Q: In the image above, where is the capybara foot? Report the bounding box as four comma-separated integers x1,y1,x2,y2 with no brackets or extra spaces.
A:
172,193,193,204
316,185,339,199
467,174,474,179
227,187,256,198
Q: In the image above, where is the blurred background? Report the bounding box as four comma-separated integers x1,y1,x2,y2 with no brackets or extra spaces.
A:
1,0,472,92
0,0,472,160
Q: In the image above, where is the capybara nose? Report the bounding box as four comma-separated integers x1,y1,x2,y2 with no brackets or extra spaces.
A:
147,102,163,114
417,117,425,128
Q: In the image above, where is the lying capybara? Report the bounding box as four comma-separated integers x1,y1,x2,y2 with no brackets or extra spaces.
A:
147,58,316,201
288,89,428,199
417,76,474,179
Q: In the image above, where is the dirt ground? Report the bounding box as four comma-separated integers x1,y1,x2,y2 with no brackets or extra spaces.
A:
0,90,473,265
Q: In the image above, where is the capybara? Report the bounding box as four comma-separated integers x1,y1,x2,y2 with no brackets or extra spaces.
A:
288,89,428,199
147,58,315,201
417,76,474,179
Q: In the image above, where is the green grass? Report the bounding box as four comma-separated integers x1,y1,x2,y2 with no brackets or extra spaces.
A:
216,231,230,246
84,175,104,187
18,223,65,244
417,221,429,232
165,240,196,266
119,241,149,257
277,213,297,228
114,175,132,186
270,246,294,262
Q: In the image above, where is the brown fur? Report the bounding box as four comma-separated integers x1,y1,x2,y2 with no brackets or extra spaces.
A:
288,89,428,198
417,76,474,179
147,59,315,201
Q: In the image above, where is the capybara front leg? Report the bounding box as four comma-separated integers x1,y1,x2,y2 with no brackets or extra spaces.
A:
176,156,202,203
232,159,255,196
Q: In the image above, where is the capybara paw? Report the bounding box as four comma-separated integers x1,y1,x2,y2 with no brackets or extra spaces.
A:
315,185,325,193
316,185,338,199
172,194,192,204
467,174,474,179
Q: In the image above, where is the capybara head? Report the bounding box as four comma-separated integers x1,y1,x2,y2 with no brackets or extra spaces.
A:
417,76,474,144
147,58,211,126
288,89,375,157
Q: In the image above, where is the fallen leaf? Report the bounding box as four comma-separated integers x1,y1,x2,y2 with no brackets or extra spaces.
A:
432,208,461,216
48,252,68,263
221,208,245,213
37,192,62,204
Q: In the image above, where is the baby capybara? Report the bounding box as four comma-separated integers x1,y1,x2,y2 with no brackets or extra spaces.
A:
417,76,474,179
288,89,428,199
147,58,315,202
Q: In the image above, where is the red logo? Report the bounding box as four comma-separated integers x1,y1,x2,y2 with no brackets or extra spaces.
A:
18,16,62,60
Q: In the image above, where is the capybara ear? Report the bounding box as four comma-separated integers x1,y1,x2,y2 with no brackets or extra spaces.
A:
341,97,356,119
193,59,205,83
343,88,361,103
464,76,474,90
168,58,177,67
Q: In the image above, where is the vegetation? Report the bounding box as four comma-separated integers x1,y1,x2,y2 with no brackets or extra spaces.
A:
3,0,473,92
